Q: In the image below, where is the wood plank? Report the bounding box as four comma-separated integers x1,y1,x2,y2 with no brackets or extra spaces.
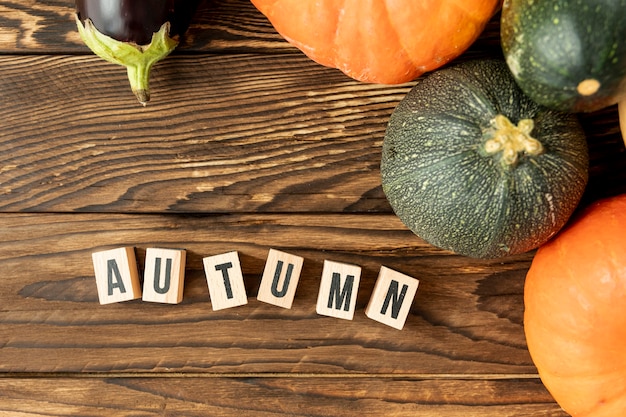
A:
0,212,536,374
0,52,406,213
0,377,568,416
0,0,288,54
1,52,625,213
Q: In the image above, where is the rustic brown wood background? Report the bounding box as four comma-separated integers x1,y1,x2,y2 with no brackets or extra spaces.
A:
1,1,625,415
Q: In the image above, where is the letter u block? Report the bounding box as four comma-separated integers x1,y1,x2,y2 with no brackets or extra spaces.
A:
365,266,419,330
203,251,248,311
257,249,304,309
142,248,186,304
316,260,362,320
92,247,141,304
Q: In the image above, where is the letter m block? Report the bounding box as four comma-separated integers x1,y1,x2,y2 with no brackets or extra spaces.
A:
316,260,362,320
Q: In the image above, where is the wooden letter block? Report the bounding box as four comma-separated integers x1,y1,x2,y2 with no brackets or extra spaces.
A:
316,260,361,320
203,251,248,311
365,266,419,330
92,247,141,305
257,249,304,309
142,248,186,304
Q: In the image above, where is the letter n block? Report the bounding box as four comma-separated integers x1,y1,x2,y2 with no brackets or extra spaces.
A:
257,249,304,309
203,251,248,311
366,266,419,330
316,260,361,320
92,247,141,304
142,248,186,304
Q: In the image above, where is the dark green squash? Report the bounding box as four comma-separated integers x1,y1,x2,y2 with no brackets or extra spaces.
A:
381,59,589,259
501,0,626,113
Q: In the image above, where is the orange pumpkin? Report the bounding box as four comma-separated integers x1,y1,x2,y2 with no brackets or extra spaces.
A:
524,194,626,417
250,0,501,84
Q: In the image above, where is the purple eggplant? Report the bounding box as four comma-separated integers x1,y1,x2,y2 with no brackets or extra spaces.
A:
75,0,201,105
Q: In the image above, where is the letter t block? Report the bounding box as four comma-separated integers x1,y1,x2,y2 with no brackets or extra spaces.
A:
316,260,361,320
365,266,419,330
92,247,141,305
203,251,248,311
142,248,186,304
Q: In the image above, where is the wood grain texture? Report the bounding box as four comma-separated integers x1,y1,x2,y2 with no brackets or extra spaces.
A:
1,0,625,415
0,52,406,213
0,0,287,54
1,53,625,213
0,213,534,374
0,377,568,416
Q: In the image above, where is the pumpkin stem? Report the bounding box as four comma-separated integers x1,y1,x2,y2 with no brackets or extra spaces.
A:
484,114,544,166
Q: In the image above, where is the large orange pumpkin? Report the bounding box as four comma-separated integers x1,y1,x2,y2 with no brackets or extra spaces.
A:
524,194,626,417
250,0,501,84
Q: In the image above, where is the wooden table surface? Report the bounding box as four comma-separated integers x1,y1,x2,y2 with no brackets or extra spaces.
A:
2,1,625,416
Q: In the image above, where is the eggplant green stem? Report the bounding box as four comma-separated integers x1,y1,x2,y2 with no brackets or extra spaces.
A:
75,15,179,105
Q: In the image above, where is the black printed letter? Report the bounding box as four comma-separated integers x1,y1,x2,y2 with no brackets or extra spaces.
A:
107,259,126,296
271,260,294,298
215,262,234,299
381,280,408,319
327,273,354,311
153,257,172,294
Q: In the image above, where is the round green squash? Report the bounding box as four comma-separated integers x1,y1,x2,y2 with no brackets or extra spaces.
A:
381,59,589,259
501,0,626,113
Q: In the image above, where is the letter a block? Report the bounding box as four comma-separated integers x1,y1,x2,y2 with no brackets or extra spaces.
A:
142,248,186,304
366,266,419,330
92,247,141,305
203,251,248,311
316,260,361,320
257,249,304,309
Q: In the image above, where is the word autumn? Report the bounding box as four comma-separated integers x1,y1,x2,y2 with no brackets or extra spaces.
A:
92,247,420,330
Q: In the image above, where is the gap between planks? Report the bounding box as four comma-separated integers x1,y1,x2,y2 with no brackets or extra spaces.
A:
0,372,541,380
